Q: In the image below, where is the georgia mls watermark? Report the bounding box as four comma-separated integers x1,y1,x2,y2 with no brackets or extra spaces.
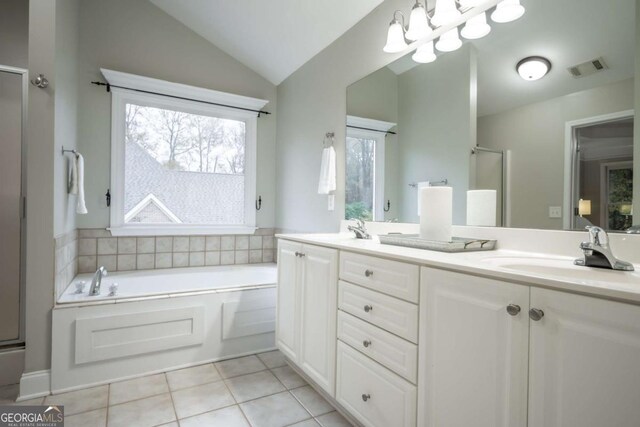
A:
0,405,64,427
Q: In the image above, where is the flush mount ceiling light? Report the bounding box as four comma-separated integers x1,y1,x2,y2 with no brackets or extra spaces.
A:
412,41,437,63
491,0,525,23
383,0,526,65
517,56,551,80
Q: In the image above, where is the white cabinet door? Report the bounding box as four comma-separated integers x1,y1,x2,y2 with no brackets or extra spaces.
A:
299,244,338,395
276,240,302,362
420,268,530,427
528,288,640,427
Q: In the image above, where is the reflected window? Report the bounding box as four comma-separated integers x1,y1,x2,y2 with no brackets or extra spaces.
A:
345,129,385,221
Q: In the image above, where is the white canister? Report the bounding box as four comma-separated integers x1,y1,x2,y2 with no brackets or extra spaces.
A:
419,186,453,242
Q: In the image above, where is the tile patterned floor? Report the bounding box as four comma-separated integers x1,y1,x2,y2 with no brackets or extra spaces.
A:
0,351,354,427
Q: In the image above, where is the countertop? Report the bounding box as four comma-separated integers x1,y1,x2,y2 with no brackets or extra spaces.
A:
276,233,640,305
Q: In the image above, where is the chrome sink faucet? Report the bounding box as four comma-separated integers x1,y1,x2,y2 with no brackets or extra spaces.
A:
348,218,372,240
89,266,108,296
574,226,634,271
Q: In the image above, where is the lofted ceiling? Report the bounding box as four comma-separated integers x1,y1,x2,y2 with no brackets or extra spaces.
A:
149,0,384,85
385,0,635,117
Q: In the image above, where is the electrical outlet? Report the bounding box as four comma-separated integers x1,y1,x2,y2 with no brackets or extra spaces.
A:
549,206,562,218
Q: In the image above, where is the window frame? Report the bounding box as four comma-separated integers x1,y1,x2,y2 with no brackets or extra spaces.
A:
345,116,395,221
108,81,261,236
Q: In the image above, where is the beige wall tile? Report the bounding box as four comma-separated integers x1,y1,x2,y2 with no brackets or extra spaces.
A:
235,236,249,250
189,252,204,267
221,236,235,251
205,252,220,266
117,237,136,254
173,236,189,252
220,251,234,265
205,236,221,251
137,254,155,270
156,237,173,253
173,252,189,268
97,255,117,271
97,238,117,255
137,237,155,254
249,250,262,263
189,236,205,252
117,254,136,271
155,253,172,269
78,256,97,273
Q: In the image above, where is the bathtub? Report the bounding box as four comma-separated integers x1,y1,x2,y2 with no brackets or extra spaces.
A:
51,264,277,393
58,264,277,304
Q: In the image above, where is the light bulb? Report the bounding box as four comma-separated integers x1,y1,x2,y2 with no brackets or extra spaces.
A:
406,2,432,41
431,0,461,27
491,0,525,23
516,57,551,81
412,41,437,63
461,12,491,39
435,28,462,52
383,19,408,53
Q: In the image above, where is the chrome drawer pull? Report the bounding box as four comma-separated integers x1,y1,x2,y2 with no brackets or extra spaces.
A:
362,393,371,402
364,304,373,313
363,339,372,348
506,304,521,316
365,269,374,277
529,308,544,321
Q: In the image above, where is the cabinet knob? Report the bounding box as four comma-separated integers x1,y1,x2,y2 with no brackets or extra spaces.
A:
363,339,372,348
295,252,299,257
506,304,521,316
362,393,371,402
529,308,545,321
365,269,374,277
364,304,373,313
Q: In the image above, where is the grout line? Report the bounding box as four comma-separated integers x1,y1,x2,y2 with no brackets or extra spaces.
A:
164,373,179,425
104,383,110,427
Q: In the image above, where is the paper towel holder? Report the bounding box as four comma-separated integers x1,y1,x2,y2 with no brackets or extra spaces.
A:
409,179,448,188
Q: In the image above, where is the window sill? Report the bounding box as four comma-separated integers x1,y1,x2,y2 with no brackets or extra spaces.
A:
107,225,258,236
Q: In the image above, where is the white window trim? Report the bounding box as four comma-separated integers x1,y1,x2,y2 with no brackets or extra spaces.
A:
104,69,267,236
346,116,396,221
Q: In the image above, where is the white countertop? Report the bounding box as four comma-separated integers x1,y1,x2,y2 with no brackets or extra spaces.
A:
277,233,640,304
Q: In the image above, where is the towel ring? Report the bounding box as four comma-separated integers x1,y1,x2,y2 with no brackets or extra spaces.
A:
323,132,335,148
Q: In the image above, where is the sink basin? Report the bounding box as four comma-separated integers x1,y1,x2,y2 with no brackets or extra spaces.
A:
481,255,640,285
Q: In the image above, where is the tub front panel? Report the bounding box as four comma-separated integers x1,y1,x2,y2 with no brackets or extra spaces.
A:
51,287,276,392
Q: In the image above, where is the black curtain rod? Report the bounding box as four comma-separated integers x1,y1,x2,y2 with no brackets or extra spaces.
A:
90,81,271,117
346,124,396,135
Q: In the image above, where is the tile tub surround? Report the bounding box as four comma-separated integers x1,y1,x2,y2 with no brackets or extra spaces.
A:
54,230,79,298
77,228,276,273
0,351,354,427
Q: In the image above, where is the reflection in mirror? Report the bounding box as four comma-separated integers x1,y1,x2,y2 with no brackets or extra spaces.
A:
345,0,636,232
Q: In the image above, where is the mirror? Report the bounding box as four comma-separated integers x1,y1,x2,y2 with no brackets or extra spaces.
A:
345,0,637,232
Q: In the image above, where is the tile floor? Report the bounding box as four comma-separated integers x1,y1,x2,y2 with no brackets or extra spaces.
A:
0,351,354,427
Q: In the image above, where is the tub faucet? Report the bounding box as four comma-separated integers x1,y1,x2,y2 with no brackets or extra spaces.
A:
348,218,371,240
574,226,634,271
89,266,108,296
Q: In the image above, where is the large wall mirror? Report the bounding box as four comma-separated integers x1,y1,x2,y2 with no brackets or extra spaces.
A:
345,0,637,232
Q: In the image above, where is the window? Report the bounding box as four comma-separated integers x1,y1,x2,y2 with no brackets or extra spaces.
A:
105,69,266,235
344,116,395,221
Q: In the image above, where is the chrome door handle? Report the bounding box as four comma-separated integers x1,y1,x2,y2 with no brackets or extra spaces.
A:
295,252,305,258
364,305,373,313
363,339,372,348
362,393,371,402
506,304,521,316
529,308,544,321
365,269,374,277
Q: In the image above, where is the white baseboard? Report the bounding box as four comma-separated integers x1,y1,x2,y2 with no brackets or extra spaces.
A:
0,348,25,386
18,370,51,401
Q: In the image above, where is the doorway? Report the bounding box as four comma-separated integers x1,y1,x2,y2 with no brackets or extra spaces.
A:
0,65,27,346
565,111,634,231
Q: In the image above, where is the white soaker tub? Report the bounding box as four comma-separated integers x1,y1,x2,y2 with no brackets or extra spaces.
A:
51,264,277,393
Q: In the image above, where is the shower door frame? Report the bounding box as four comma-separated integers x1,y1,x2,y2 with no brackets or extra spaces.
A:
0,64,28,346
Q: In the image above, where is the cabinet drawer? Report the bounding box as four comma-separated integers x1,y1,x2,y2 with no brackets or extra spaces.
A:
338,281,418,343
338,311,417,383
340,252,419,303
336,341,416,427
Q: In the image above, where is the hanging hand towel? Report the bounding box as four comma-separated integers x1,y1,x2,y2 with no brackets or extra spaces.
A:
317,146,336,195
75,153,88,214
68,154,78,195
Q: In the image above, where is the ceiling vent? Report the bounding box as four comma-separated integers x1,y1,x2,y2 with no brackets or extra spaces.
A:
567,57,609,78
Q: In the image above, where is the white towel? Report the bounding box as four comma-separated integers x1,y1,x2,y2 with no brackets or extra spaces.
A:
416,181,430,216
317,146,336,195
75,153,88,214
68,155,78,195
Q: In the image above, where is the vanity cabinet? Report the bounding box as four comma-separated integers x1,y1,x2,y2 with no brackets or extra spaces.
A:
276,240,338,395
421,267,640,427
419,267,530,427
528,287,640,427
